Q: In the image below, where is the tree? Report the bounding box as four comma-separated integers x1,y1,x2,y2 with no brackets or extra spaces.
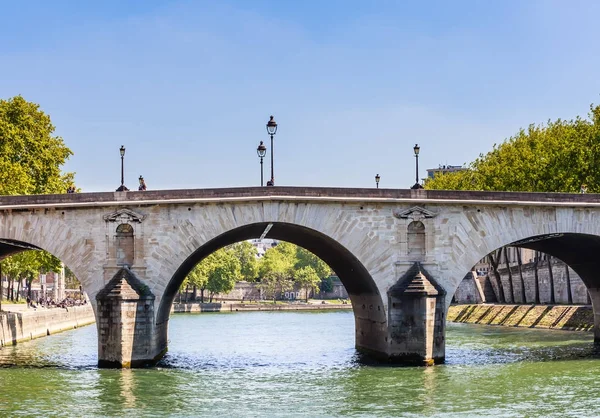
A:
425,104,600,193
295,266,321,302
295,247,332,279
0,96,75,195
0,250,62,302
425,104,600,304
181,248,241,302
205,249,241,301
64,266,81,290
258,243,295,303
229,241,259,281
184,262,209,302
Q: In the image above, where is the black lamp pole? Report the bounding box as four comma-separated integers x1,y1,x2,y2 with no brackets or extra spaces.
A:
411,144,423,189
116,145,129,192
375,174,380,189
257,141,267,186
266,116,278,186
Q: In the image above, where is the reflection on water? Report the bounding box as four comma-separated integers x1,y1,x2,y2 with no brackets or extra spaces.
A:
1,311,599,417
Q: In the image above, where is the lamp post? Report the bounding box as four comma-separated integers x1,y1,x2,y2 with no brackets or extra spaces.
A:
266,115,277,186
375,174,380,188
411,144,423,189
116,145,129,192
257,141,267,186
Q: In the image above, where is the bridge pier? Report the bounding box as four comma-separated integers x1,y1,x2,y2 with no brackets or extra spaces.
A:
588,287,600,343
96,268,164,368
383,263,446,365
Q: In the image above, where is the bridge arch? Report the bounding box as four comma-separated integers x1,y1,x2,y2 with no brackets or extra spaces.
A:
443,206,600,342
0,216,104,302
155,221,387,358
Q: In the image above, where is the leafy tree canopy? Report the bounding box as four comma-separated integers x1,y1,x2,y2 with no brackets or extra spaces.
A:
0,95,75,195
294,265,321,302
295,247,332,279
182,247,241,297
180,240,335,302
426,104,600,193
230,241,259,281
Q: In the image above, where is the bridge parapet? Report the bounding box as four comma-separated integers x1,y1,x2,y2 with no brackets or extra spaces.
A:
1,187,600,209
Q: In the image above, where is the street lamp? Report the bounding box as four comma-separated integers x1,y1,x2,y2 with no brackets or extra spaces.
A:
375,174,380,188
266,115,277,186
411,144,423,189
116,145,129,192
257,141,267,186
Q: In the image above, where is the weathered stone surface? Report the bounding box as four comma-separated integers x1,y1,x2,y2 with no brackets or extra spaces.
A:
448,304,594,331
96,268,156,368
0,306,95,347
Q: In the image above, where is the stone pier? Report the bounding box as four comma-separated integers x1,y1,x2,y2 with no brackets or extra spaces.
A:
96,268,161,368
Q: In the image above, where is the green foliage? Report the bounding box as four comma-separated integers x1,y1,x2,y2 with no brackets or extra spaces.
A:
0,96,75,195
295,247,332,279
320,276,334,293
229,241,258,281
182,247,241,301
205,249,241,296
0,250,61,280
257,242,296,302
0,250,63,302
180,240,335,303
425,104,600,193
64,266,81,289
294,266,321,301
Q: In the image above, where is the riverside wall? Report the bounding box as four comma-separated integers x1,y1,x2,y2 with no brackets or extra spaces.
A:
0,305,95,347
448,304,593,331
172,302,352,313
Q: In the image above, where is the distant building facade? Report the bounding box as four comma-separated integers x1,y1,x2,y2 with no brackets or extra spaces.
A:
426,164,466,179
249,238,278,258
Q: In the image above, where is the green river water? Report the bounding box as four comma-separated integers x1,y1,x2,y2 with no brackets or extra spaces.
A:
1,310,599,417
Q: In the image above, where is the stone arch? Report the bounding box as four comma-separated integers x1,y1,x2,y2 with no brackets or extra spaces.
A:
115,223,134,266
407,221,425,256
443,207,600,342
0,213,104,303
155,221,387,359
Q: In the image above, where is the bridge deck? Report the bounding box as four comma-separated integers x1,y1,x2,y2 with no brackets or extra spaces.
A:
0,187,599,209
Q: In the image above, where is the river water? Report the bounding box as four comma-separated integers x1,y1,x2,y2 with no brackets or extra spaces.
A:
1,311,599,417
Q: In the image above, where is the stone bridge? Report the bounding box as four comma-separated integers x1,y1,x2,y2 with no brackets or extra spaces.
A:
1,187,600,367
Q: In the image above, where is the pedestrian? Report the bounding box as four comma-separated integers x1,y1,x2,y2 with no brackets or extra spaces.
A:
580,184,587,194
138,175,147,191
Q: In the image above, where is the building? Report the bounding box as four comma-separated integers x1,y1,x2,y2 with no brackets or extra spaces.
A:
426,164,466,179
249,238,278,257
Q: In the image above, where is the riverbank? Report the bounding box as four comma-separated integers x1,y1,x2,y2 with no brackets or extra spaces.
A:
172,301,352,313
448,304,594,331
0,305,95,347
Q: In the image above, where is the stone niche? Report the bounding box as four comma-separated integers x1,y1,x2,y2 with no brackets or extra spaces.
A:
96,267,155,368
387,262,446,365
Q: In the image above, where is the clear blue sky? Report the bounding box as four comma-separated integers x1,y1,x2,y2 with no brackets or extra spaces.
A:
1,0,599,191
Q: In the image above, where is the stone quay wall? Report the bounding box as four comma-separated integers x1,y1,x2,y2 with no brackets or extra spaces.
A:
495,261,589,304
454,260,590,305
172,302,352,313
180,280,349,302
448,304,593,331
0,305,95,347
